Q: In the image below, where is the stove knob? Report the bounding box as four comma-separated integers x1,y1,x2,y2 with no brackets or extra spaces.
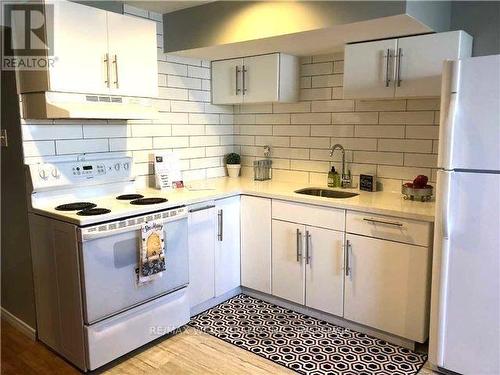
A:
51,168,61,178
123,162,129,170
114,163,121,171
39,168,49,180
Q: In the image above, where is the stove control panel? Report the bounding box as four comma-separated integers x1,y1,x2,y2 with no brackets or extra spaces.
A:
30,157,134,191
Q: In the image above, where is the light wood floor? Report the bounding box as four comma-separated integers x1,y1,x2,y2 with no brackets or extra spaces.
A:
1,320,437,374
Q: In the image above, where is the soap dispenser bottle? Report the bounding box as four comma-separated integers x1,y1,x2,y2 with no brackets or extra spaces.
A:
328,166,337,187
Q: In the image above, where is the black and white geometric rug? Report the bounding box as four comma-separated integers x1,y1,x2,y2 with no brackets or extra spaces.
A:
189,294,427,375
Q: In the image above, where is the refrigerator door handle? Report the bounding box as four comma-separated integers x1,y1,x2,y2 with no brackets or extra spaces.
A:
440,172,452,240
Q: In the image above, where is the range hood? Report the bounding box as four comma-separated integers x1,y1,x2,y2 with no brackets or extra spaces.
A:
21,92,157,120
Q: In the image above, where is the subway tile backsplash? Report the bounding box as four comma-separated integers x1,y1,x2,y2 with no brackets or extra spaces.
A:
234,53,440,192
20,4,440,192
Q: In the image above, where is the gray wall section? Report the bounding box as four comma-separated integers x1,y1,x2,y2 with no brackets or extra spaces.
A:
451,1,500,56
164,1,407,53
1,30,37,329
72,1,123,14
405,0,451,33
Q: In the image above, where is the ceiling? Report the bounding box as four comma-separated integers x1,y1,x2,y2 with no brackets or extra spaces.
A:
125,1,212,14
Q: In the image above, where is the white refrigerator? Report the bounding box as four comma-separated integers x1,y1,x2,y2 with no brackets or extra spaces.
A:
429,55,500,374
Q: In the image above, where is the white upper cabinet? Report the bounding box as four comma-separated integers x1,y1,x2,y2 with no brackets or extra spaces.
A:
17,1,158,98
343,31,472,99
343,39,398,99
242,54,280,103
211,58,243,104
49,1,109,95
211,53,299,105
107,12,158,98
395,32,472,97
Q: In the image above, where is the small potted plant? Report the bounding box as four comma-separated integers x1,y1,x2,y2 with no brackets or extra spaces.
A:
225,152,241,178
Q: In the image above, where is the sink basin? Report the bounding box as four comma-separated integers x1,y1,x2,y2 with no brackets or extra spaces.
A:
295,188,359,199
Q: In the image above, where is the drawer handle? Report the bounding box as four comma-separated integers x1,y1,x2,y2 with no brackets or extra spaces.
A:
363,218,404,227
188,205,215,213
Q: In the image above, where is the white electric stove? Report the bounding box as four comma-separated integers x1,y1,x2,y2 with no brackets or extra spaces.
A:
27,156,190,371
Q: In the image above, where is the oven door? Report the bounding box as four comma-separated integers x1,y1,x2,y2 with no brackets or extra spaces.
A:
79,209,188,324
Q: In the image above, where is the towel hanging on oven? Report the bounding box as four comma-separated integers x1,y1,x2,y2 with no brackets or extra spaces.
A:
137,221,166,285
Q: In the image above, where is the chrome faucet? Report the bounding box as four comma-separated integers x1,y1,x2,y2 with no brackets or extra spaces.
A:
329,144,352,188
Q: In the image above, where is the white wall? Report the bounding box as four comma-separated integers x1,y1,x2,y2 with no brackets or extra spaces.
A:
21,5,235,187
234,53,440,192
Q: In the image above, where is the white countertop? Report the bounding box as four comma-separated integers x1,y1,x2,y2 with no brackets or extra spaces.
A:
145,177,435,222
30,177,435,226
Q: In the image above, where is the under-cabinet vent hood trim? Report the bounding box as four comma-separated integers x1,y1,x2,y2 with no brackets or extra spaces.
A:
21,92,157,120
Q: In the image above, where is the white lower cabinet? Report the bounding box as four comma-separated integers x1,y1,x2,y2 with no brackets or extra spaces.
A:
188,197,241,310
214,196,241,297
344,234,430,342
187,203,216,309
272,219,345,316
305,226,344,317
272,220,305,304
240,196,272,293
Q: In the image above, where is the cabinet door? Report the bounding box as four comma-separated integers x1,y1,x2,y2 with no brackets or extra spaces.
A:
395,31,471,97
343,39,398,99
187,205,216,308
214,197,241,297
212,58,244,104
305,226,344,317
344,234,430,342
49,1,109,94
107,12,158,97
240,196,271,293
242,54,280,103
272,220,305,305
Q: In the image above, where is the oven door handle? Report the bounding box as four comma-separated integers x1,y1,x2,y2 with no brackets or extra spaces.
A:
79,212,187,241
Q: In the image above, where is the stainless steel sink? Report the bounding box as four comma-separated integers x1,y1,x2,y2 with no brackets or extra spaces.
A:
295,188,359,199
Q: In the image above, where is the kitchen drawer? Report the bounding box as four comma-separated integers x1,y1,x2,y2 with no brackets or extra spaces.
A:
85,288,189,370
346,211,432,247
272,200,345,231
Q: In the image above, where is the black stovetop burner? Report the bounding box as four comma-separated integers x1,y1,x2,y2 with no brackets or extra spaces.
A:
76,208,111,216
55,202,96,211
116,194,144,200
130,197,168,205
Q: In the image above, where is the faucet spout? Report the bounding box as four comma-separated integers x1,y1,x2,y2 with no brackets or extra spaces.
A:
329,144,351,188
330,144,345,177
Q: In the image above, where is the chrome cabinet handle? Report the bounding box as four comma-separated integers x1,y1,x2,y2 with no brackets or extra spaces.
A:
296,228,302,262
217,209,223,241
242,65,247,94
112,54,119,89
305,230,311,264
103,53,110,88
363,217,403,227
188,205,215,213
235,66,241,95
384,49,392,87
345,239,351,276
396,48,403,87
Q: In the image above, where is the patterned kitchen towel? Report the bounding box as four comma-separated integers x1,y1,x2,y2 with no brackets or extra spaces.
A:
138,221,166,285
